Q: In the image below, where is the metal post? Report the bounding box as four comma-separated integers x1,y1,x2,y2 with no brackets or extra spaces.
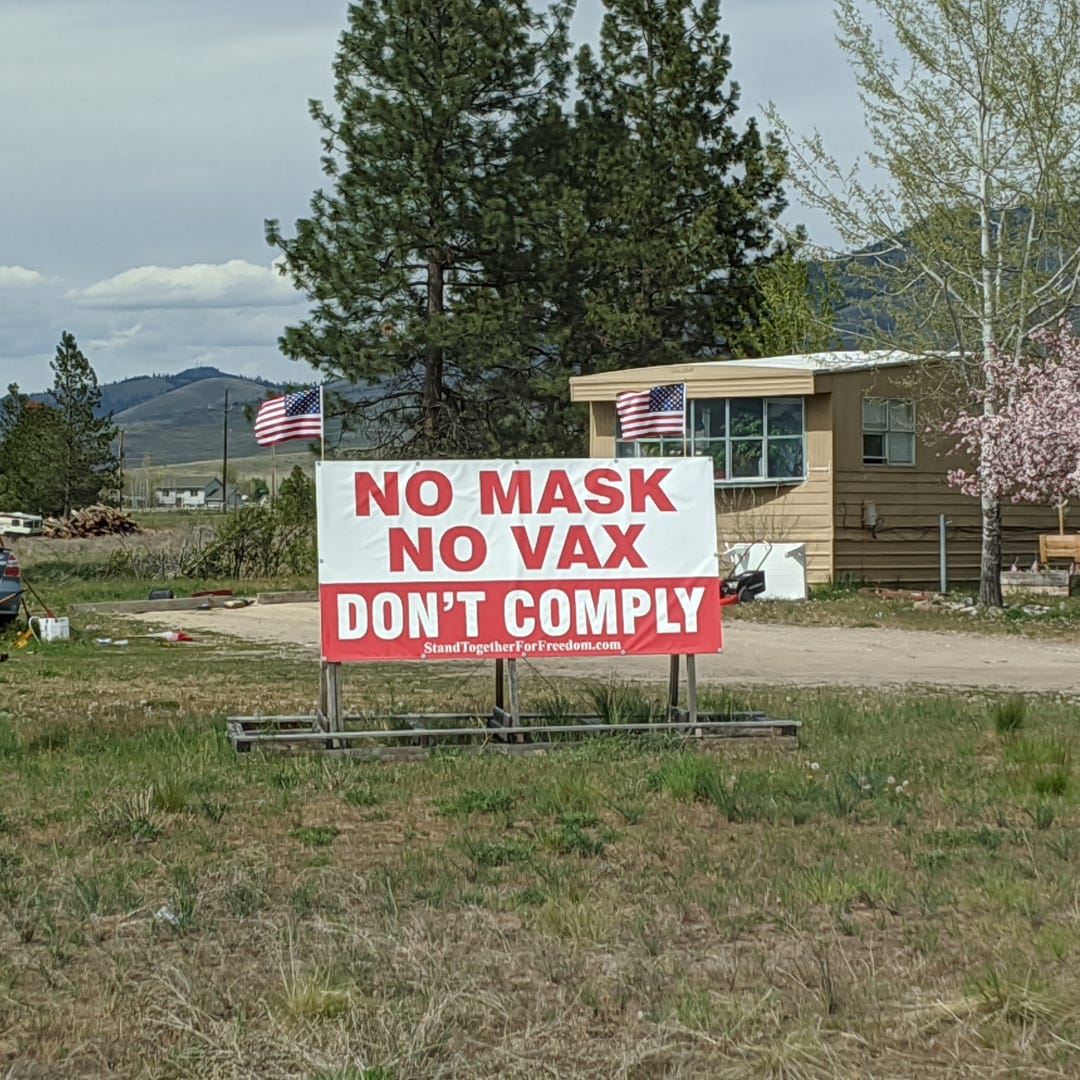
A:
667,654,680,718
325,662,343,733
318,660,329,728
507,659,520,725
494,658,504,711
939,514,947,594
686,655,698,725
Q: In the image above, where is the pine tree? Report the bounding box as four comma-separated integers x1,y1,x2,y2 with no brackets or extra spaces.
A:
48,332,118,517
266,0,572,457
566,0,788,376
0,384,66,515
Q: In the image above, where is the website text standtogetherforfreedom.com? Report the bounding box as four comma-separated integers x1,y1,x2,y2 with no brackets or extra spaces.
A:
421,638,625,658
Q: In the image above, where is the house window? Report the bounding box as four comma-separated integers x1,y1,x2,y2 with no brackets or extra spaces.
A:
616,397,806,484
862,397,915,466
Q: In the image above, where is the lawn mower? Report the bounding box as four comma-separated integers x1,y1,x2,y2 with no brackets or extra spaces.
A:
718,544,769,606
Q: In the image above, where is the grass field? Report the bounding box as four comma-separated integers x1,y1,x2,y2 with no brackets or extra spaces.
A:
3,591,1080,1077
5,538,1080,1077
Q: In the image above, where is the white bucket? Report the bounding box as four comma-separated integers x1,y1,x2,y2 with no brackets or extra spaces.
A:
32,617,70,642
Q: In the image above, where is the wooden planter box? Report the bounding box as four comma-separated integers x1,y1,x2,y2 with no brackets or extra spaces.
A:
1001,570,1080,597
1039,534,1080,565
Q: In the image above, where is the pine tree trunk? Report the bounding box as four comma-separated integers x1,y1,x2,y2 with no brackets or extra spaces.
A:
424,258,445,450
978,494,1003,607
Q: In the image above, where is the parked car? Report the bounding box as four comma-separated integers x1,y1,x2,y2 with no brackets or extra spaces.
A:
0,541,22,625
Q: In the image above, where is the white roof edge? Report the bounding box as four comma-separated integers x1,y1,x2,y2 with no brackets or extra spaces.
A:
695,349,941,373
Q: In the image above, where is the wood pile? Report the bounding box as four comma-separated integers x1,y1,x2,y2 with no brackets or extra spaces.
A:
42,505,140,538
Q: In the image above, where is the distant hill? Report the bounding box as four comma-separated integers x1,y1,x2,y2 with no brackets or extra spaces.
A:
96,365,275,416
25,366,286,466
113,374,282,465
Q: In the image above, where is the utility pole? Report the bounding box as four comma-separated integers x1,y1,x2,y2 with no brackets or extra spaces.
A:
208,390,240,513
117,429,125,509
222,388,229,514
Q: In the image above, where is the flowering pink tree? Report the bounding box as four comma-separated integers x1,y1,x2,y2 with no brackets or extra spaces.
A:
945,325,1080,598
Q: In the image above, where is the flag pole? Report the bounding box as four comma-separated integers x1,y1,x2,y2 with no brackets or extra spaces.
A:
320,384,326,462
271,445,277,500
682,383,689,458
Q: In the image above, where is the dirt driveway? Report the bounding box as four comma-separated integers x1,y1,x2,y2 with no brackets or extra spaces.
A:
128,601,1080,692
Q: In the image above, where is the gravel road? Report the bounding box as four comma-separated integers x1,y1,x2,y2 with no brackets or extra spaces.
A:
128,601,1080,693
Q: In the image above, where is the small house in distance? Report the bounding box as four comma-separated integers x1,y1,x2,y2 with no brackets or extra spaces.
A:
569,351,1060,589
154,476,243,511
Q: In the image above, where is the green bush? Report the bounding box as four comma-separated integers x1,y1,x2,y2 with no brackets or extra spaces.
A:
185,469,316,579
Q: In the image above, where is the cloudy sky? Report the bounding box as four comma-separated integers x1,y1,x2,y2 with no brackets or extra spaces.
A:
1,0,868,394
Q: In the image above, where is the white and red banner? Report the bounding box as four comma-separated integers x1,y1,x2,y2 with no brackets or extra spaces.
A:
316,459,722,662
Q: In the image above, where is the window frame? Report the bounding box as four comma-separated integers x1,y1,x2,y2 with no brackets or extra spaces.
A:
615,396,808,486
862,396,916,467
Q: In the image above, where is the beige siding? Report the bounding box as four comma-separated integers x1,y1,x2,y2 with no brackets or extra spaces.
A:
591,401,616,457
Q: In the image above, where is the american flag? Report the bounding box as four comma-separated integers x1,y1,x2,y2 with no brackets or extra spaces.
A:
254,387,323,447
616,383,686,440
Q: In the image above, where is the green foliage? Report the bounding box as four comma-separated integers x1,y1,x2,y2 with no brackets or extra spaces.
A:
733,250,842,358
546,818,610,857
290,826,340,848
438,788,517,818
565,0,788,375
652,752,727,804
584,681,660,725
458,837,536,869
275,466,315,524
0,385,66,516
809,574,862,600
185,476,316,579
0,334,117,518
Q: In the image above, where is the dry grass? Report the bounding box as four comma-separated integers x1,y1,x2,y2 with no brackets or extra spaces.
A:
3,615,1080,1076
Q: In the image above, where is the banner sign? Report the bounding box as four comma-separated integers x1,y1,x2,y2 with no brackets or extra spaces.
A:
317,459,722,662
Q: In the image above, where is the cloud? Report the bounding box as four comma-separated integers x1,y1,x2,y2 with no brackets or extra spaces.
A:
67,259,302,311
0,265,46,288
88,323,143,350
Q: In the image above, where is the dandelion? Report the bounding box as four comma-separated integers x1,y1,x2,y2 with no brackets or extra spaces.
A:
810,762,820,772
894,785,904,795
902,779,910,788
886,775,896,785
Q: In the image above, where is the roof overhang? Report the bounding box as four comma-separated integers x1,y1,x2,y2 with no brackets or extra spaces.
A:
570,363,816,402
569,352,928,402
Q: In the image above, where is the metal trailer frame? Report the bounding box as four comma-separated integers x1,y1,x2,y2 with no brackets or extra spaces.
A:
226,656,800,758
